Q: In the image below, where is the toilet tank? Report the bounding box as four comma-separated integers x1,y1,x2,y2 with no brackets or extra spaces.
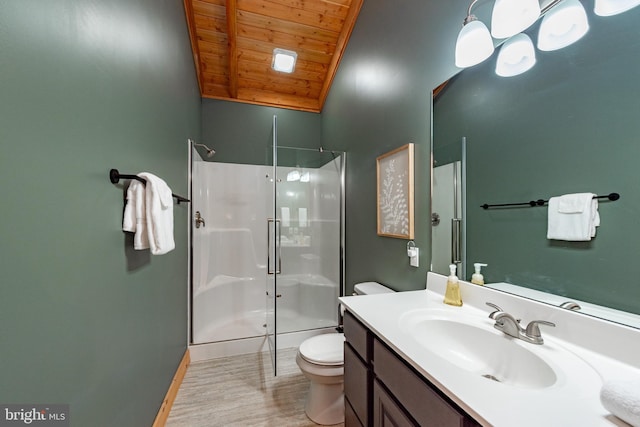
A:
353,282,395,295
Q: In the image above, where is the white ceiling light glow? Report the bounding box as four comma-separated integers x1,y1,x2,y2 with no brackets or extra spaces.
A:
272,48,298,73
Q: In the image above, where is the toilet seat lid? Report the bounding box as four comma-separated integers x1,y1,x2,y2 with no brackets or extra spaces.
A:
299,334,345,365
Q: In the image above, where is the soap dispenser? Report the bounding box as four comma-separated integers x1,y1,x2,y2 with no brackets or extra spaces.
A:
443,264,463,306
471,263,488,286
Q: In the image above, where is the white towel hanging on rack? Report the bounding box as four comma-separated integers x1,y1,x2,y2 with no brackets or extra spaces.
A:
139,172,175,255
547,193,600,241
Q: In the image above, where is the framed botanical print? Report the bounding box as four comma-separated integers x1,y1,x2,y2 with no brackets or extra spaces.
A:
377,143,415,239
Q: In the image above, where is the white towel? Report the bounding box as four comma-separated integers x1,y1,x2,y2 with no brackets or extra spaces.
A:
601,379,640,427
122,179,150,250
139,172,175,255
547,193,600,241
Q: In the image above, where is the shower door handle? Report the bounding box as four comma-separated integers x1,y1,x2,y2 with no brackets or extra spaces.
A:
267,218,282,275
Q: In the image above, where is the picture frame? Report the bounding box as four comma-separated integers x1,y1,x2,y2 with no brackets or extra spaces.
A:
377,143,415,239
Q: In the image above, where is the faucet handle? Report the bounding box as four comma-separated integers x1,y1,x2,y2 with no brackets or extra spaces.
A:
525,320,556,339
485,302,503,319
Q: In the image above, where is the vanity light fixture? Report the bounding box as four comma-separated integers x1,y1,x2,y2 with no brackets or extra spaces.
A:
455,0,598,74
272,48,297,73
495,33,537,77
594,0,640,15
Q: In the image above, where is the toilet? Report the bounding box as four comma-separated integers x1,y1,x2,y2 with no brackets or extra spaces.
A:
296,282,395,425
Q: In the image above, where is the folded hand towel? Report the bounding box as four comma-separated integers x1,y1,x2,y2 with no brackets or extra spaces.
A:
122,179,149,250
601,379,640,427
139,172,175,255
547,193,599,241
558,193,587,213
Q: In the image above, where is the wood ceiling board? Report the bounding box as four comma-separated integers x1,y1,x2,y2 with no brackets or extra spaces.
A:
237,49,329,75
237,0,346,32
193,0,226,16
238,10,340,43
194,14,227,33
274,0,350,18
238,23,337,55
238,69,323,94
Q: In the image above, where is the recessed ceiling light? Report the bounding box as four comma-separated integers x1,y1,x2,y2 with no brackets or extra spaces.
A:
272,48,297,73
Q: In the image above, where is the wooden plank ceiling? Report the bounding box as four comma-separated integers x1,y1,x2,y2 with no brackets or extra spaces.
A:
183,0,363,113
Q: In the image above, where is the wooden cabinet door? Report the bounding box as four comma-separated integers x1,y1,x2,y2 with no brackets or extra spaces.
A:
373,380,417,427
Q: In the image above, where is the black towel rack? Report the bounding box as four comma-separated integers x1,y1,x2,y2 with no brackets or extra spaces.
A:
481,192,619,210
109,169,190,204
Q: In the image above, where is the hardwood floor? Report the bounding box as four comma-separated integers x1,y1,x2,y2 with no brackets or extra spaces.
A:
166,348,344,427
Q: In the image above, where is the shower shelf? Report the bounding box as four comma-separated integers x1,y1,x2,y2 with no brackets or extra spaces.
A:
109,169,190,204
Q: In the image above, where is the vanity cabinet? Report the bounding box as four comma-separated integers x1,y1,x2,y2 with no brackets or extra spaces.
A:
343,310,480,427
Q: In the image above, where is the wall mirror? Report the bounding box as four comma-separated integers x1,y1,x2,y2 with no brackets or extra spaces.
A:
431,1,640,328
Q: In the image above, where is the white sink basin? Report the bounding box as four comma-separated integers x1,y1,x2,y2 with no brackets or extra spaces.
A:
399,309,569,389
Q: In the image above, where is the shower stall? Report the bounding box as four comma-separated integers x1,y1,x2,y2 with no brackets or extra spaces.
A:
189,116,345,373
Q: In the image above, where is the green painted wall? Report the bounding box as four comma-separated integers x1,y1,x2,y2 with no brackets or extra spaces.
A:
434,9,640,314
0,1,200,425
321,0,462,293
201,99,322,166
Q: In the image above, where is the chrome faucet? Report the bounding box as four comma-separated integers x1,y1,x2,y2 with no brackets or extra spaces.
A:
485,302,556,345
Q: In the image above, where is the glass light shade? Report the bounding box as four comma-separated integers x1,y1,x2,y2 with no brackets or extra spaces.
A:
594,0,640,16
455,19,495,68
491,0,541,39
300,172,310,183
538,0,589,51
495,33,537,77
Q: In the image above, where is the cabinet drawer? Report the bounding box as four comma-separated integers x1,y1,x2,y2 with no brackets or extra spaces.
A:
344,343,370,427
373,339,471,427
344,310,370,361
373,379,417,427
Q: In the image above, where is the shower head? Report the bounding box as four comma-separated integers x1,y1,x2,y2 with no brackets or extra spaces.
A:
319,146,337,159
194,143,216,158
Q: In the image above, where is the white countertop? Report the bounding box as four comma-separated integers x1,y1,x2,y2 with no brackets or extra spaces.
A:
340,273,640,427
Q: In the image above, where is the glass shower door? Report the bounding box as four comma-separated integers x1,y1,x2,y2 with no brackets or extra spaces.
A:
273,146,343,336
